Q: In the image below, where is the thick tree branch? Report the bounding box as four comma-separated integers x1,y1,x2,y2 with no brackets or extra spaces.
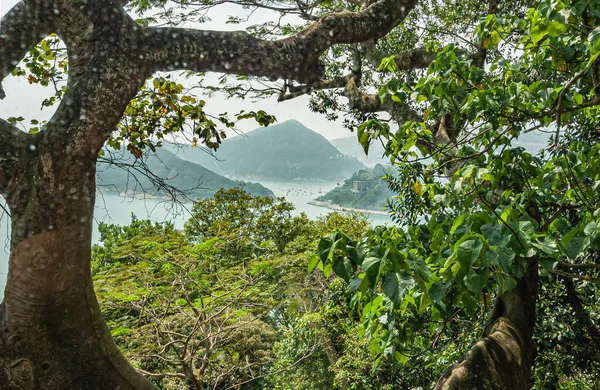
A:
0,120,28,150
37,3,153,156
44,55,151,156
345,77,380,112
551,269,600,284
435,264,538,390
344,77,421,125
558,263,600,271
144,0,417,83
278,76,349,101
0,0,59,97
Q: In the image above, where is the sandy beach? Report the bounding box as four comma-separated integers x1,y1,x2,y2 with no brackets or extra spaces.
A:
308,201,389,216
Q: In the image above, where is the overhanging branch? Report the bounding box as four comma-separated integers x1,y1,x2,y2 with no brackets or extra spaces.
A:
345,77,421,125
144,0,418,84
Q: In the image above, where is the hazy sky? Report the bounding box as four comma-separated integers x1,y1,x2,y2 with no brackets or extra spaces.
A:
0,0,356,140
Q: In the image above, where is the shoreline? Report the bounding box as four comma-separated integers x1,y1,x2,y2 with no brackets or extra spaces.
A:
308,201,389,216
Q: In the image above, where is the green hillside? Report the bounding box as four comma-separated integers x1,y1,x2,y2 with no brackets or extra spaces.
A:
165,120,366,181
315,164,394,211
96,148,274,199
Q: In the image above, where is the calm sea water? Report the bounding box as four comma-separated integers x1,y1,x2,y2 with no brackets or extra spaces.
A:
0,181,392,299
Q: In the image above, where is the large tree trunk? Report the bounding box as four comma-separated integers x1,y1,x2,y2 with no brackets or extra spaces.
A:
0,144,156,389
434,264,538,390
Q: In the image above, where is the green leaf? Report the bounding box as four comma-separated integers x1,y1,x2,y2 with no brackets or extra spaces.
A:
560,229,578,247
547,21,568,37
7,116,24,124
307,254,320,273
463,267,489,296
459,291,478,316
363,247,387,283
369,338,381,356
564,236,590,260
485,247,515,273
382,273,400,304
318,234,337,262
481,223,510,247
584,222,599,242
456,238,484,271
428,280,450,303
405,253,431,281
347,243,367,266
483,30,501,49
332,257,355,282
530,23,548,45
510,220,535,246
377,55,398,73
450,213,468,235
350,275,368,291
382,272,414,305
539,258,558,270
394,351,410,365
532,236,559,255
323,261,333,278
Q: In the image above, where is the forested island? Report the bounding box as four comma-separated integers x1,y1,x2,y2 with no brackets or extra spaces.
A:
313,164,394,212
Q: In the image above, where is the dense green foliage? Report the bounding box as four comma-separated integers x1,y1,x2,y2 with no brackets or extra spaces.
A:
94,191,436,389
184,187,310,255
92,175,599,389
97,148,273,199
89,190,469,389
165,120,366,181
316,164,394,211
309,0,600,387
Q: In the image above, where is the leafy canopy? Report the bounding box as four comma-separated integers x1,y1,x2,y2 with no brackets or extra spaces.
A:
310,1,600,386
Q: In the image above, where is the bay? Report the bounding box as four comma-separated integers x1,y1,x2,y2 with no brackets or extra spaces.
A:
0,182,391,298
249,179,392,225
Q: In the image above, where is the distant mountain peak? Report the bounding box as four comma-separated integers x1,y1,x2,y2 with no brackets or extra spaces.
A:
165,121,366,181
